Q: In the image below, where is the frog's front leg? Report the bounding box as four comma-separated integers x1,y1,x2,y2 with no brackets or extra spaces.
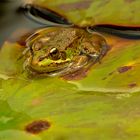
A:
81,33,109,63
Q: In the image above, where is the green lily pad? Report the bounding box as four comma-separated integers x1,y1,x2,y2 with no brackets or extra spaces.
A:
32,0,140,27
1,32,140,139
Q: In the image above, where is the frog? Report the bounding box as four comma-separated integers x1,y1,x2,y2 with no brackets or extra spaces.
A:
23,27,108,77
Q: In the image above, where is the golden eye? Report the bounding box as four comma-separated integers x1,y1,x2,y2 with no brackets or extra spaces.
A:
49,48,60,60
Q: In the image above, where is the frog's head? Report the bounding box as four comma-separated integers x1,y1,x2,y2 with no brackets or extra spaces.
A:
24,28,84,75
25,40,75,75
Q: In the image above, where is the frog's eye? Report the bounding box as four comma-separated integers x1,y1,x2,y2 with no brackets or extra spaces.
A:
49,47,60,60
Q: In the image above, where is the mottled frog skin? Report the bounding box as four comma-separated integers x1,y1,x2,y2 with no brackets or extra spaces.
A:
23,27,108,76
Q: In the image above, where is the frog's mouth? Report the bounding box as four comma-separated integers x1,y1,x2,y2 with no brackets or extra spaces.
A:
28,57,72,75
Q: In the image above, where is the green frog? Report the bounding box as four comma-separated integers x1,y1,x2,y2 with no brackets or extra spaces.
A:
23,27,108,77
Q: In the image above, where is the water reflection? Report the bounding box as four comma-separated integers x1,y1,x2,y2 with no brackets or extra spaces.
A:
0,0,42,46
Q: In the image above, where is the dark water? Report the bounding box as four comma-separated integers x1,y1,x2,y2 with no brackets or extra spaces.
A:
0,0,42,46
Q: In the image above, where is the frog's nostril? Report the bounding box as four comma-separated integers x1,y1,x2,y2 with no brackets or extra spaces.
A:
33,41,43,51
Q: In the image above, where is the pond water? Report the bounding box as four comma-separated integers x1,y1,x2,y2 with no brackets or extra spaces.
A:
0,0,42,46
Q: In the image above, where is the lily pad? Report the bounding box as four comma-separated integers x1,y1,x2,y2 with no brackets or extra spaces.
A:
32,0,140,27
1,31,140,139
